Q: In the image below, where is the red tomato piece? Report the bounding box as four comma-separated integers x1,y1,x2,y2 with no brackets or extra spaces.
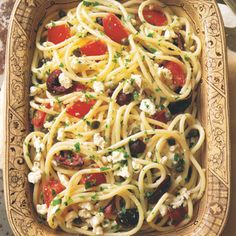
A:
32,104,51,128
164,61,186,87
73,83,87,92
66,100,95,118
43,179,65,207
103,14,129,44
80,40,108,56
55,151,84,167
48,25,71,45
80,173,106,187
153,110,168,124
143,10,167,26
168,206,186,226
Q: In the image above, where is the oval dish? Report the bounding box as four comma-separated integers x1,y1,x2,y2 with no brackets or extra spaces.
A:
4,0,230,235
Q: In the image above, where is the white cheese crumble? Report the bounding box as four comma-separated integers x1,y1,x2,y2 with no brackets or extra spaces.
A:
58,72,73,89
157,67,173,81
132,160,142,171
171,188,190,209
123,81,134,94
93,133,106,149
65,211,78,229
146,152,152,159
44,121,53,129
30,86,40,96
114,166,130,178
89,212,104,228
57,127,65,141
33,136,45,153
169,144,179,152
28,168,42,184
131,74,142,87
164,29,176,41
93,81,104,94
140,99,157,116
159,204,167,217
160,156,168,165
79,209,92,219
109,151,126,164
35,153,42,162
79,202,94,211
58,172,69,187
36,204,48,215
77,25,87,37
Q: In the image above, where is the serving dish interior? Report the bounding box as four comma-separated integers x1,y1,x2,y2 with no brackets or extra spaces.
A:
4,0,230,235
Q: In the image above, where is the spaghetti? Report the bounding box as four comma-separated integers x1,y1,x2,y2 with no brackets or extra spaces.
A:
23,0,205,235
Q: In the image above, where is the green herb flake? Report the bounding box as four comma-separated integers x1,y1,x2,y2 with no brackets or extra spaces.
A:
74,142,81,152
100,167,110,171
83,1,99,7
91,193,98,201
51,199,62,206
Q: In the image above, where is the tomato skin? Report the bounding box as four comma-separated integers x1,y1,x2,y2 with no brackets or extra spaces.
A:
164,61,186,87
66,100,95,118
43,179,65,207
104,203,115,219
103,14,129,44
48,25,71,45
168,206,186,226
32,104,51,128
143,10,167,26
80,40,108,56
73,83,87,92
80,173,106,186
55,151,84,167
152,110,168,129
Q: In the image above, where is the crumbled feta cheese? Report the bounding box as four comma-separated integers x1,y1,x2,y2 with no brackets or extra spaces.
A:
140,99,157,115
93,133,106,149
160,156,168,165
79,209,92,219
123,81,134,94
77,25,87,37
146,152,152,159
57,127,65,141
164,29,176,41
110,151,126,164
58,172,69,187
157,67,173,81
44,121,53,129
93,81,104,94
59,73,73,89
101,156,109,165
114,166,130,178
93,226,103,235
79,202,94,211
154,51,164,56
89,213,104,228
159,204,167,217
171,188,190,209
36,204,48,215
131,74,142,87
35,153,42,162
30,86,40,96
33,136,45,153
28,168,42,184
65,211,78,229
132,160,142,171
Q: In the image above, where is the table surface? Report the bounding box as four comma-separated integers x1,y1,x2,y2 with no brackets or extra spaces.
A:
0,0,236,235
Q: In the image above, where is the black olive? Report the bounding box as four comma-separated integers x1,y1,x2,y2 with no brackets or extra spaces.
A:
116,92,133,106
96,17,103,26
169,206,186,226
173,33,185,51
147,175,171,204
46,69,71,95
129,139,146,157
116,208,139,227
187,129,199,139
174,86,182,94
167,138,176,146
121,38,129,46
185,167,192,183
38,58,50,68
59,9,67,18
168,95,192,115
91,120,100,129
107,88,115,97
73,48,82,57
73,217,82,225
55,151,84,168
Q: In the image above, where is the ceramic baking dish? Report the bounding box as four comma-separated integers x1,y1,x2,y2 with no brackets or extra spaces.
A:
3,0,230,235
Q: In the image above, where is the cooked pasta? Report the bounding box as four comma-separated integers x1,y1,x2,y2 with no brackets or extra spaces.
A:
23,0,205,235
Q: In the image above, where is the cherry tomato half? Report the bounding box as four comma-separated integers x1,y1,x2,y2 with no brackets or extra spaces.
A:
73,83,87,92
168,206,186,226
103,14,129,44
43,179,65,207
80,40,108,56
152,110,168,128
66,100,95,119
164,61,186,87
48,24,71,45
80,173,106,187
143,10,167,26
32,104,51,128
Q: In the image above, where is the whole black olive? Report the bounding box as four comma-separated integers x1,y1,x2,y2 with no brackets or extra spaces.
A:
107,88,115,97
173,33,185,51
73,48,82,57
116,208,139,227
167,138,176,146
91,120,100,129
187,129,199,139
96,17,103,26
147,175,171,204
168,95,192,115
38,58,50,68
116,92,133,106
129,139,146,157
46,69,70,95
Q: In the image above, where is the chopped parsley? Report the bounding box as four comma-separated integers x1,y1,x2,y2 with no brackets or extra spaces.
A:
51,199,62,206
100,167,111,171
91,193,99,201
74,142,81,152
147,32,154,38
82,1,99,7
85,179,97,189
59,62,64,68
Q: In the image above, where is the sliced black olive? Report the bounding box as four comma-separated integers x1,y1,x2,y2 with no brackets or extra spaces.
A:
168,206,186,226
116,208,139,227
55,150,84,168
107,88,115,97
115,14,122,19
168,95,192,115
173,33,185,51
187,129,199,139
47,69,71,95
147,175,171,204
73,48,82,57
91,120,100,129
185,167,192,183
38,58,50,68
173,154,185,173
129,139,146,157
121,38,129,46
116,92,133,106
96,17,103,26
167,138,176,146
59,9,67,18
73,217,82,225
